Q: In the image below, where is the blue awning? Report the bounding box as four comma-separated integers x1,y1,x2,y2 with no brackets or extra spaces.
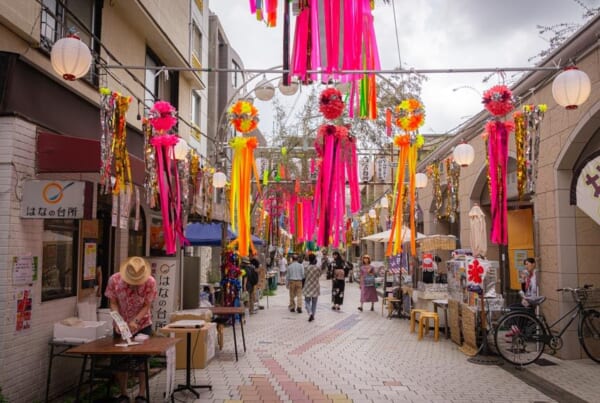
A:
185,222,264,246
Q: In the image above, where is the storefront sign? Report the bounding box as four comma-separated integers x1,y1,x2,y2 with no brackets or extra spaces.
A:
577,155,600,226
148,257,177,331
21,180,85,218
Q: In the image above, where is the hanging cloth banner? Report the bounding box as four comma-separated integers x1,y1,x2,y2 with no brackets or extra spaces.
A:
229,136,261,257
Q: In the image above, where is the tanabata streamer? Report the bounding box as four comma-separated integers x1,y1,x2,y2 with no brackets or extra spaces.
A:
290,0,380,119
313,123,361,247
229,136,261,257
483,85,514,245
148,101,187,255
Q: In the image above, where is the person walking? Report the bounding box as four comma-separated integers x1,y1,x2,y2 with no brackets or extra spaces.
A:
278,254,287,285
105,256,157,403
286,254,305,313
303,253,321,322
358,254,378,312
331,251,346,310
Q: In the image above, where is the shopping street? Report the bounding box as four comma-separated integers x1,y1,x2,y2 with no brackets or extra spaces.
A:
138,278,600,403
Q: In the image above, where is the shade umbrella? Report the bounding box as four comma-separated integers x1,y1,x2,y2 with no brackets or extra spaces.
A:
469,204,487,258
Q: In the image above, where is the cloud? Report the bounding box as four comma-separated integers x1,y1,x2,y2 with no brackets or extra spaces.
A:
209,0,592,135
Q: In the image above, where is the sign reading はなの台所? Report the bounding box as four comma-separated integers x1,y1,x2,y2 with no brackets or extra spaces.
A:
20,180,85,219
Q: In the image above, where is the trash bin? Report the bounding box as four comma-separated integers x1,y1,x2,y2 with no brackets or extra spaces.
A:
268,273,277,291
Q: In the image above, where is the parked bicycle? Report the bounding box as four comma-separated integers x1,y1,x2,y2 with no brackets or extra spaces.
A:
493,285,600,365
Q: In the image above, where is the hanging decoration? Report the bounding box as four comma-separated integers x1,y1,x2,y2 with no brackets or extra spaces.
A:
482,84,515,245
228,100,259,134
427,162,443,222
143,119,158,209
290,0,381,119
319,88,345,120
228,136,261,257
513,111,527,199
394,98,426,132
249,0,278,27
523,104,547,195
445,157,461,223
148,100,187,255
313,89,360,247
99,88,133,195
386,133,424,256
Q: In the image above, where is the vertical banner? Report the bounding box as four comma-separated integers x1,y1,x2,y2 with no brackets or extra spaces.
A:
148,257,177,331
15,287,33,332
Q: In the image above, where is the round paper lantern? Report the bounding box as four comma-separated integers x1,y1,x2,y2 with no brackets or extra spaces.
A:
368,209,377,218
379,196,389,208
51,35,92,81
552,67,591,110
213,172,227,188
254,78,275,101
415,172,428,189
174,139,189,160
278,78,299,96
453,142,475,167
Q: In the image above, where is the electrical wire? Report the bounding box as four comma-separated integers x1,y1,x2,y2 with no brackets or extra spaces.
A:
391,0,403,69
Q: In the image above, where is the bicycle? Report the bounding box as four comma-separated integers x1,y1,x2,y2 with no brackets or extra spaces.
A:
493,285,600,365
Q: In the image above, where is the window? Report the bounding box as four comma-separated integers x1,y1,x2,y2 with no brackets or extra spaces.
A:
41,0,101,84
192,24,202,63
145,50,179,115
144,52,160,111
42,220,79,301
192,91,201,127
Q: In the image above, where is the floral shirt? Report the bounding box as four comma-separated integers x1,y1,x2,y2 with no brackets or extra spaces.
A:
105,273,157,329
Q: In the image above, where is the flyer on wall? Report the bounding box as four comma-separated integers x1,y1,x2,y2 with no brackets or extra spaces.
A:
15,287,32,332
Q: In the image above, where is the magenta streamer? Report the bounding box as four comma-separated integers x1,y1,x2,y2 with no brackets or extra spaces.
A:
487,120,510,245
249,0,256,14
310,0,321,82
291,9,309,80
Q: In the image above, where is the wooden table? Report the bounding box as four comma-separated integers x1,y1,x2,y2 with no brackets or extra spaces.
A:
198,306,246,361
68,336,180,402
160,326,212,399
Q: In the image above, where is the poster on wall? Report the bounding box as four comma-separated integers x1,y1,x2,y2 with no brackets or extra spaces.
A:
83,241,97,281
147,257,177,331
15,287,33,331
12,255,38,285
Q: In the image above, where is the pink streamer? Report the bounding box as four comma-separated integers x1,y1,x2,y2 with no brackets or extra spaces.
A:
249,0,257,14
487,120,510,245
291,8,309,80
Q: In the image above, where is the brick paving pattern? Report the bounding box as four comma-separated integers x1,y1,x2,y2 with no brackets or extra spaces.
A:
145,276,600,402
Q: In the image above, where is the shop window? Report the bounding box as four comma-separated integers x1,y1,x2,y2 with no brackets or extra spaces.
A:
145,49,179,114
128,207,147,257
42,219,79,301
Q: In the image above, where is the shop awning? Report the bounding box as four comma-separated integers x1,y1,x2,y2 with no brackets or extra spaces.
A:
361,227,425,243
185,222,265,246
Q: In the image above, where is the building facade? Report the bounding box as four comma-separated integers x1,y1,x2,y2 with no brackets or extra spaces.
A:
0,0,210,400
418,15,600,359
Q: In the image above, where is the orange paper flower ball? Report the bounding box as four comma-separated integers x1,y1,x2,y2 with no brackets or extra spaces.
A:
229,100,259,133
395,98,425,132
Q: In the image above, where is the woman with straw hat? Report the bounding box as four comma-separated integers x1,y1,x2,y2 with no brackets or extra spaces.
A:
358,254,378,312
105,256,157,403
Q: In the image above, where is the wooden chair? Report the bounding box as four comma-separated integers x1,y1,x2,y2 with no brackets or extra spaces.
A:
418,312,440,341
410,309,428,333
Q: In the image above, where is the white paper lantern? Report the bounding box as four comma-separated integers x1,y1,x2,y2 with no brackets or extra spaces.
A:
415,172,428,189
380,196,389,208
368,209,377,218
50,35,92,81
213,172,227,188
174,139,190,160
278,78,299,96
552,67,591,110
254,78,275,101
453,142,475,167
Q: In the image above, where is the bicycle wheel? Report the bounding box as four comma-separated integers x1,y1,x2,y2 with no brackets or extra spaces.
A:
579,309,600,363
494,312,545,365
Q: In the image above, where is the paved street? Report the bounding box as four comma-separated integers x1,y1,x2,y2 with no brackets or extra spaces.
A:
151,277,600,403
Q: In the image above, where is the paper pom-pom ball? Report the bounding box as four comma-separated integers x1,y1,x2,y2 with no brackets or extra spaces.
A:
482,85,513,117
228,100,259,133
149,100,178,132
319,88,345,120
394,98,425,132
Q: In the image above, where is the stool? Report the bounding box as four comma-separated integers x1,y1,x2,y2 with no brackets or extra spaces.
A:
418,312,440,341
410,309,428,333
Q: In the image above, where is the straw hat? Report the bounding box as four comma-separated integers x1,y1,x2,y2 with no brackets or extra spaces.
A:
119,256,151,286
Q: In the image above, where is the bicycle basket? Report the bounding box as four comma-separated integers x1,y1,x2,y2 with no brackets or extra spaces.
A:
575,288,600,308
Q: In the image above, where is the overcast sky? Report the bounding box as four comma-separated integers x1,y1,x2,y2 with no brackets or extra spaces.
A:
209,0,597,136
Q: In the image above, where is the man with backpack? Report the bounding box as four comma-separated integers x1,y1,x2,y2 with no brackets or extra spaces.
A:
242,257,259,314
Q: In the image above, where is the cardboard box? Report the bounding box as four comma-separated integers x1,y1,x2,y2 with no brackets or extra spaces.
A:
168,313,217,369
53,320,107,342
